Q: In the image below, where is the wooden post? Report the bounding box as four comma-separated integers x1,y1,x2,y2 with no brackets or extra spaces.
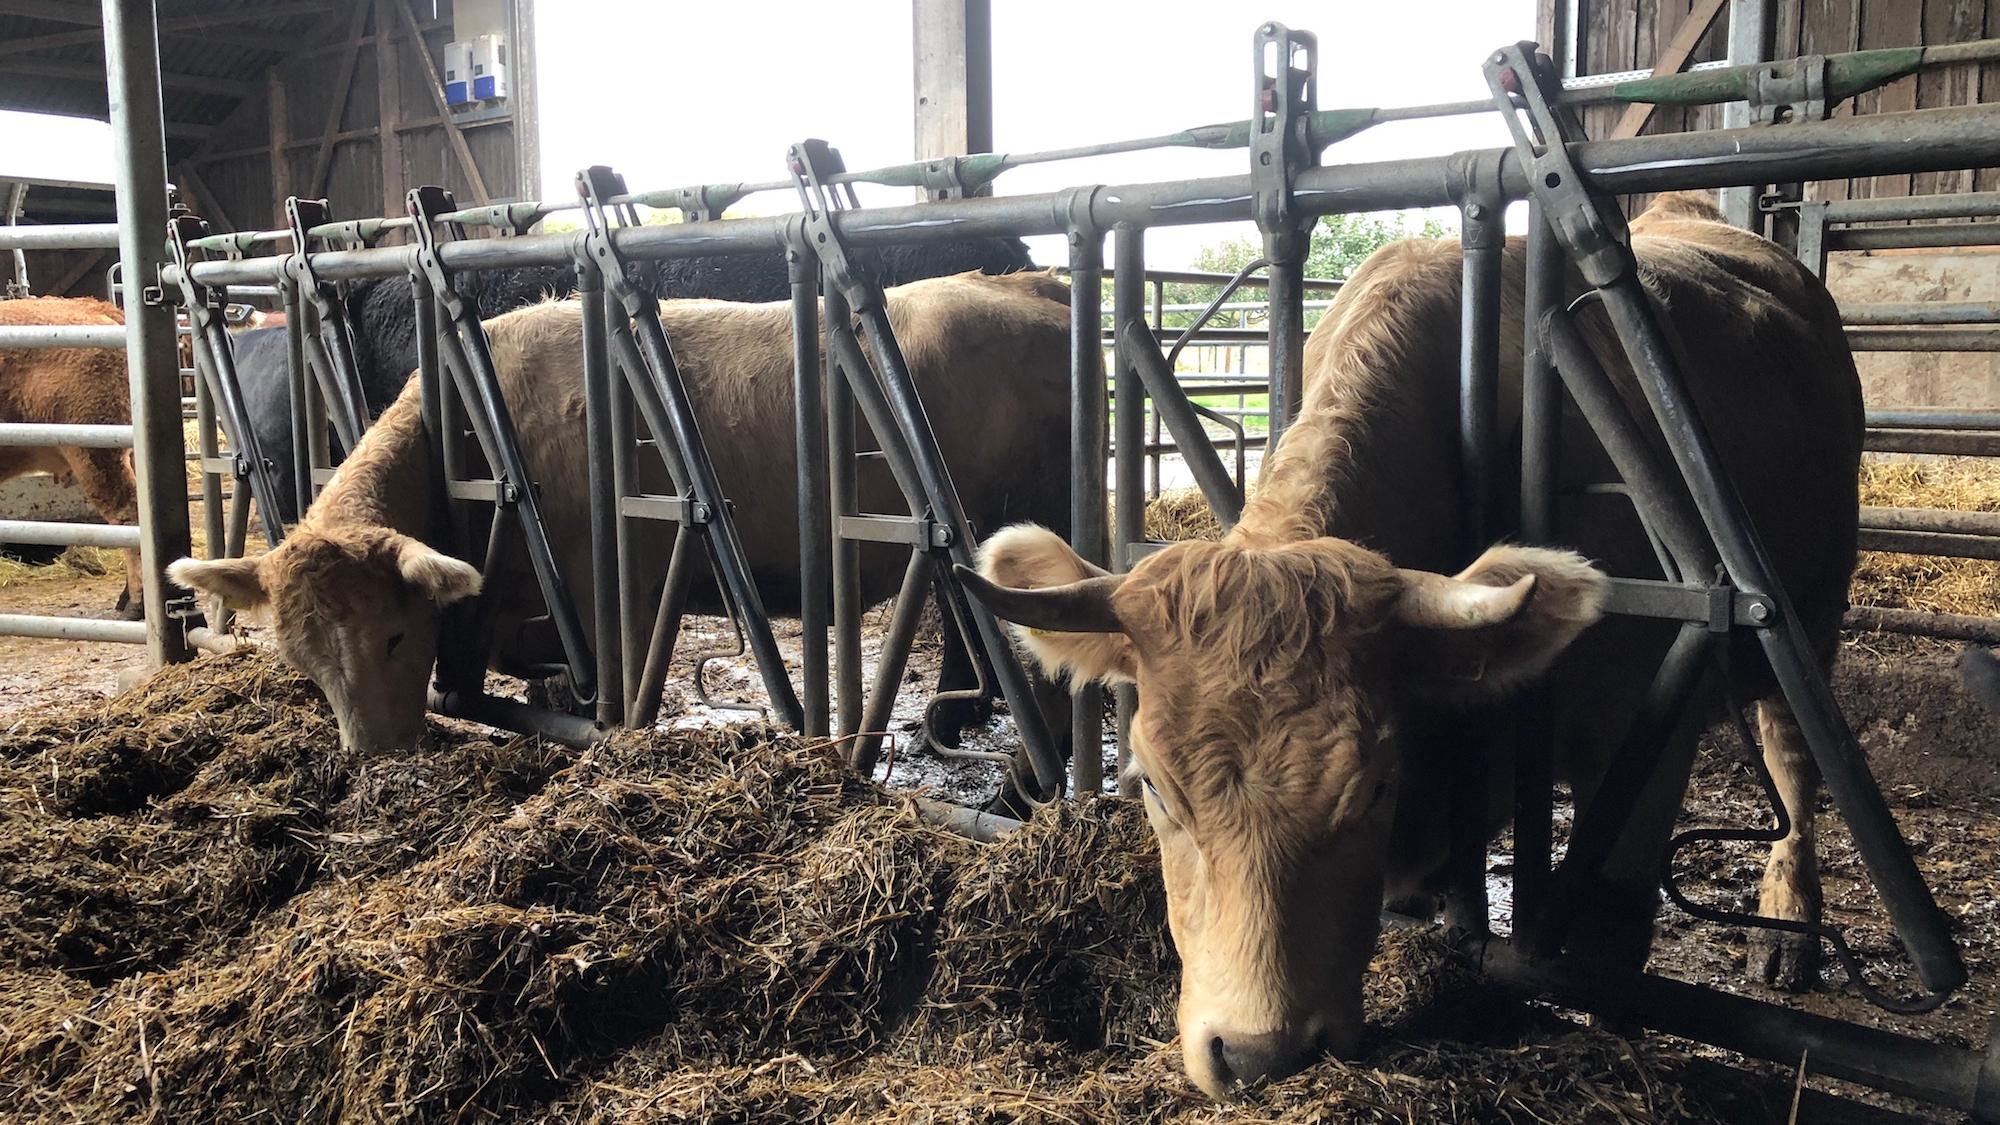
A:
912,0,992,167
375,0,406,220
266,67,288,225
510,0,540,200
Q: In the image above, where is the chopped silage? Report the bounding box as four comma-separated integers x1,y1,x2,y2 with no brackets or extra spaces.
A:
0,649,1728,1123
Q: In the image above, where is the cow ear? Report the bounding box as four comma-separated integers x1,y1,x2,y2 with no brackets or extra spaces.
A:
967,524,1137,686
393,537,482,606
169,555,268,610
1389,545,1608,703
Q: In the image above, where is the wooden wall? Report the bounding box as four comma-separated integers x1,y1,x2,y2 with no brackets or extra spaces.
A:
1556,0,1999,202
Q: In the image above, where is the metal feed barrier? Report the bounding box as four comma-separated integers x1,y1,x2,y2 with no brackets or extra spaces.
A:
142,17,2000,1116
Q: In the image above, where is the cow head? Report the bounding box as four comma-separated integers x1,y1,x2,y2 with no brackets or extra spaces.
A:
960,525,1605,1100
169,525,481,753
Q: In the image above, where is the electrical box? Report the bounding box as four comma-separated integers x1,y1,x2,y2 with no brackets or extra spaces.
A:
443,39,474,106
472,33,509,101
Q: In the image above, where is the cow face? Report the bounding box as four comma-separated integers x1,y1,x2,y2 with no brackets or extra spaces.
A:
961,525,1605,1100
169,526,480,754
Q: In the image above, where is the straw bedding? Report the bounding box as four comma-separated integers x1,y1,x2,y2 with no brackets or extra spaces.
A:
0,650,1726,1122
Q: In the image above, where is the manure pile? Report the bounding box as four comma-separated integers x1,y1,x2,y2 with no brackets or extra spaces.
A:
0,651,1726,1123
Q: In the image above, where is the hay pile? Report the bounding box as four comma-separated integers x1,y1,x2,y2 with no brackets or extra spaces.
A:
0,650,1724,1123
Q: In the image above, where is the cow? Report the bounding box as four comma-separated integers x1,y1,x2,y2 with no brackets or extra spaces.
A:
233,238,1038,521
0,297,143,616
169,270,1074,775
959,193,1862,1099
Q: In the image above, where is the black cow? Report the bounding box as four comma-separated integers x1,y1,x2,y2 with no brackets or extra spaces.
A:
234,237,1036,521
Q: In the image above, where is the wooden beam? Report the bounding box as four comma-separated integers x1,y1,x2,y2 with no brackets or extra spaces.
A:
0,21,296,58
1609,0,1729,139
0,56,253,98
912,0,993,162
267,69,289,226
166,121,215,141
374,0,407,219
0,1,95,25
391,0,489,204
46,248,113,297
306,1,375,199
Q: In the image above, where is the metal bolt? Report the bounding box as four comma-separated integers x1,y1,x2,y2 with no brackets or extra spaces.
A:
1748,600,1772,623
1465,203,1487,220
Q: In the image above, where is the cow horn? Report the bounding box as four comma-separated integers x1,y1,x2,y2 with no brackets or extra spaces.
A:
953,564,1127,635
1392,570,1537,630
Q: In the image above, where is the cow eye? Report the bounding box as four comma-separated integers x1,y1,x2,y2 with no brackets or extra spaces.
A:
385,632,405,657
1140,776,1183,829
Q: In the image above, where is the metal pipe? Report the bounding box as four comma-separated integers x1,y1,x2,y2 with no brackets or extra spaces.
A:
1861,505,2000,537
1111,225,1146,777
0,519,141,548
1867,428,2000,457
627,528,694,730
0,422,133,448
913,796,1023,843
185,626,237,655
191,348,224,565
284,282,311,518
1121,324,1244,530
789,232,830,739
1068,218,1108,797
1472,937,1996,1116
103,0,192,666
607,297,641,713
428,688,603,749
1828,223,2000,252
0,614,146,643
851,553,932,775
1264,229,1307,448
0,325,128,349
1867,408,2000,430
1842,301,2000,326
1823,190,2000,223
1857,527,2000,562
1847,605,2000,645
825,280,862,740
179,105,2000,292
0,224,123,252
1598,272,1966,993
1847,327,2000,353
578,263,621,728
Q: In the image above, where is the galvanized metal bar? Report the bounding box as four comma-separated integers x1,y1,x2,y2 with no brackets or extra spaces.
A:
0,324,127,349
0,223,123,252
1867,428,2000,457
578,262,621,728
0,519,141,548
851,553,932,776
1120,323,1244,531
1068,218,1108,796
104,0,191,666
607,297,642,714
1847,326,2000,352
1868,409,2000,430
1842,301,2000,326
825,280,863,741
191,350,224,564
0,614,147,643
1847,605,2000,645
283,281,312,518
1858,527,2000,562
178,105,2000,293
1862,505,2000,537
428,688,601,749
789,228,830,739
1111,224,1146,776
1828,223,2000,252
0,422,133,448
627,528,695,731
1822,189,2000,223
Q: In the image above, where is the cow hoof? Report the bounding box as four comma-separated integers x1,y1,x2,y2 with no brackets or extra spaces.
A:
116,597,144,621
1748,928,1820,992
526,673,592,718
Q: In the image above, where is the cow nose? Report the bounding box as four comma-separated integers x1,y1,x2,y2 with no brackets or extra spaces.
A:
1209,1031,1310,1090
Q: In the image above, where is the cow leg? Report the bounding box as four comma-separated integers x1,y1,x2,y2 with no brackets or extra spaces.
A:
1747,696,1823,991
61,447,143,619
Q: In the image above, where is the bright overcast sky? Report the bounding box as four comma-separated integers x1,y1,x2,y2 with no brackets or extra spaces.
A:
7,1,1535,268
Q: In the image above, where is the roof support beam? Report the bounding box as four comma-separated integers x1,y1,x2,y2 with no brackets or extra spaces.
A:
306,2,374,198
0,56,253,98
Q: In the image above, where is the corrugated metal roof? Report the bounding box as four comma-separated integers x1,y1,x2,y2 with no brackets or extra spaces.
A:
0,1,342,163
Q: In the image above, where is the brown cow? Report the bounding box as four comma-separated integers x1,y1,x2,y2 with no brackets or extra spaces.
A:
962,193,1861,1098
0,297,142,615
168,270,1074,756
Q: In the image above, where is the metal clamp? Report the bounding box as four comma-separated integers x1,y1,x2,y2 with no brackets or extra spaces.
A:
407,185,471,323
575,165,649,315
1485,42,1633,288
653,182,748,224
1748,54,1830,125
1250,22,1318,235
788,139,876,312
919,157,972,201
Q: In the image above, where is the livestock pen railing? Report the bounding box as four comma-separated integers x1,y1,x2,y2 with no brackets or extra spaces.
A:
151,21,2000,1117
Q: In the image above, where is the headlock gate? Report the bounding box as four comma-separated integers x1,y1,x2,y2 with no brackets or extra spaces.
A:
145,19,2000,1118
